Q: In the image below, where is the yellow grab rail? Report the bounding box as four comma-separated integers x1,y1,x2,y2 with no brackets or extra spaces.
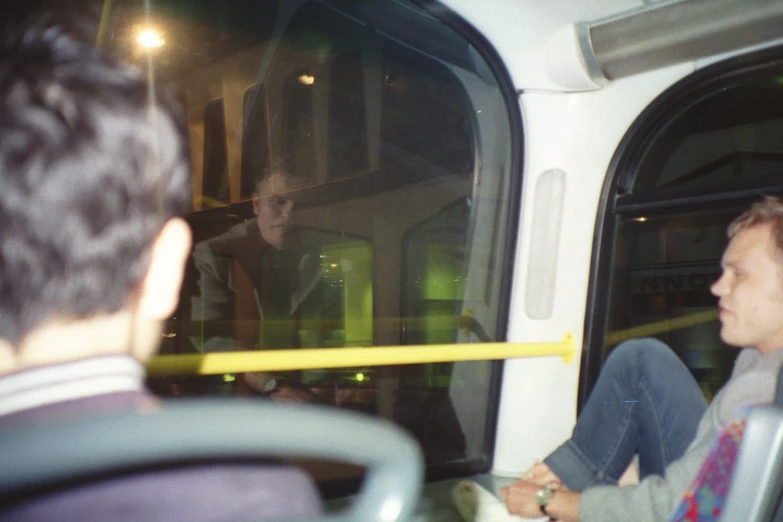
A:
147,333,575,375
605,309,718,346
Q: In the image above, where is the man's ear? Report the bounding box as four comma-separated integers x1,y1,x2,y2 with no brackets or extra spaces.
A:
252,193,261,215
137,217,192,320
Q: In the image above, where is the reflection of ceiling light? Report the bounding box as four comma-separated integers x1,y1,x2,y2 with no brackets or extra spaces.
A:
298,74,315,85
634,216,647,222
137,28,165,48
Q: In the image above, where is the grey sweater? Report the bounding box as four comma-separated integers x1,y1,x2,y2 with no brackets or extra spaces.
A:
579,347,783,522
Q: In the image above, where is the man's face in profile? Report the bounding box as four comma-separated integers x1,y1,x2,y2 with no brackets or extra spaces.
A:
253,172,305,249
711,222,783,353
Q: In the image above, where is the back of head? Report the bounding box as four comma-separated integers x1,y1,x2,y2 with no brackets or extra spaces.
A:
0,15,191,346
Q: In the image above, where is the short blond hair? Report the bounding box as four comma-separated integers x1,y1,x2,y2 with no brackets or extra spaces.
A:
728,196,783,255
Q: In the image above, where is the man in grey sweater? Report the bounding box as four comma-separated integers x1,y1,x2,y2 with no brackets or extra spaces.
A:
501,196,783,521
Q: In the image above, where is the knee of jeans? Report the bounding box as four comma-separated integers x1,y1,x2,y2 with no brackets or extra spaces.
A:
605,338,675,373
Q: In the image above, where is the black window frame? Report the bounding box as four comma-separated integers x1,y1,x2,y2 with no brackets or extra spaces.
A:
411,0,523,479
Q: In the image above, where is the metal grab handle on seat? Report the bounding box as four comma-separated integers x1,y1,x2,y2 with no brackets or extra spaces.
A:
720,365,783,522
719,407,783,522
0,399,424,522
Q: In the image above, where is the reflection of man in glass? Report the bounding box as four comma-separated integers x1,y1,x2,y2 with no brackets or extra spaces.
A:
190,170,320,398
253,172,297,250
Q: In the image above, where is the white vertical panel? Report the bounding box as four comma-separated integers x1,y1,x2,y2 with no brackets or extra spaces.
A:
526,169,566,319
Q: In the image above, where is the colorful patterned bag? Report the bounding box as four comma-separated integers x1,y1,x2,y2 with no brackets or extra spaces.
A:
669,406,752,522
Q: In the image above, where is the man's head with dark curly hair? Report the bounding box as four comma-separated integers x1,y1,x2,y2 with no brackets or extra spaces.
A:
0,12,192,368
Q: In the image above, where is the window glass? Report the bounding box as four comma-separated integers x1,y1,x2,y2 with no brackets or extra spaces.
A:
631,75,783,195
607,211,735,400
202,99,229,206
107,0,515,482
241,86,270,200
380,42,474,177
329,51,369,178
599,60,783,400
403,199,469,348
283,68,317,178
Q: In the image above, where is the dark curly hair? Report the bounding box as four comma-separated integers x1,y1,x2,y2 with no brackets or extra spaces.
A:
0,15,191,345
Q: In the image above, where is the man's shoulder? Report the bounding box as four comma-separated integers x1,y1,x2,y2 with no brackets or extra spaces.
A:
0,396,322,521
0,462,322,521
731,347,783,377
194,220,258,257
714,348,783,423
0,356,150,429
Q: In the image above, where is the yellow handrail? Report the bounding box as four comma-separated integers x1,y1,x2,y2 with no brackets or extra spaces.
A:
147,333,575,375
605,309,718,345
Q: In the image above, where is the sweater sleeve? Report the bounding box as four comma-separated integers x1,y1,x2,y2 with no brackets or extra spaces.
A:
579,424,713,522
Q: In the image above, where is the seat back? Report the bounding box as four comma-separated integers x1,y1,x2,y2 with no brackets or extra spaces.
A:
720,365,783,522
0,399,423,522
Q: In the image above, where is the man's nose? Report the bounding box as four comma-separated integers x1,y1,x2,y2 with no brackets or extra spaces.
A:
710,274,726,297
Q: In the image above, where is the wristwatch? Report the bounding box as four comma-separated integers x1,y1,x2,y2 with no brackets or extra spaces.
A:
262,378,278,394
536,481,557,519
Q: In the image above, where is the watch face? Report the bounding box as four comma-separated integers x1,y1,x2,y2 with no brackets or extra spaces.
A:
536,486,554,507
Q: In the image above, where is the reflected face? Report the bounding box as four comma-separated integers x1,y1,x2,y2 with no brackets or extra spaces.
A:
254,193,294,249
710,223,783,353
253,172,306,249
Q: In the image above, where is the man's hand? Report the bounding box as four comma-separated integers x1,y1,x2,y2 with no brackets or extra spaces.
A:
244,372,328,402
500,477,581,522
523,461,564,486
268,385,317,402
496,461,564,518
244,371,278,393
499,479,549,519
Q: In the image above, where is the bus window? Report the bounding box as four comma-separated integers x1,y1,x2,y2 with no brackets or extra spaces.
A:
633,76,783,194
380,42,475,177
241,85,271,200
283,67,317,178
403,199,469,348
202,99,229,207
591,56,783,403
607,212,735,400
329,50,369,178
124,0,517,484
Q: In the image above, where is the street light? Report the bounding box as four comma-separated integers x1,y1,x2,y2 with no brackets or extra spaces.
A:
137,28,165,49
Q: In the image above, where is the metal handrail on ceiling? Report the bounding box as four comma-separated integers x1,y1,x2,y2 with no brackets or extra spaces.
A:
582,0,783,82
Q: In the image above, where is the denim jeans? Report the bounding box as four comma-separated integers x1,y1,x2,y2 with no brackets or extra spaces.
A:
544,338,708,490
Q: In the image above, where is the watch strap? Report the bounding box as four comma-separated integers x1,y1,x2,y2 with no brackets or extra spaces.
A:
536,482,557,519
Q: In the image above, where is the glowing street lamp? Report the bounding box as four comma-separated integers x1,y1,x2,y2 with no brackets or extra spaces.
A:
298,74,315,85
137,28,165,49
